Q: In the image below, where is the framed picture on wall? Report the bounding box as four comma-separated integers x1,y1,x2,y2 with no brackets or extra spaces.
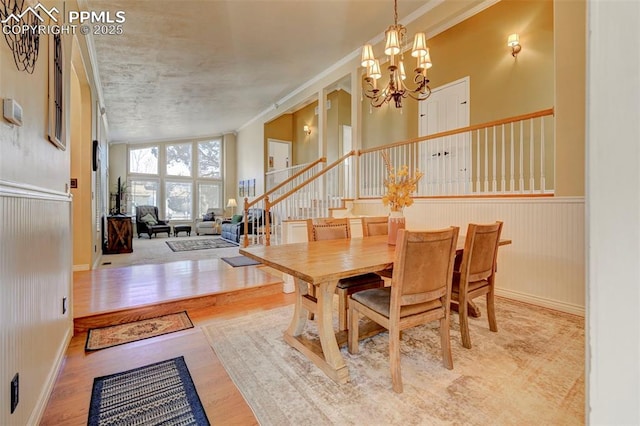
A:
244,180,250,197
249,179,256,196
238,180,245,197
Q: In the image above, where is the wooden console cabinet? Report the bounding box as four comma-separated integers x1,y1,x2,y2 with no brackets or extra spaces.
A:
105,216,133,254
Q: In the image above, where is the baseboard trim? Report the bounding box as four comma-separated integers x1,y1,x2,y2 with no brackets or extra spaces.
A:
73,264,90,271
30,326,73,425
496,288,585,317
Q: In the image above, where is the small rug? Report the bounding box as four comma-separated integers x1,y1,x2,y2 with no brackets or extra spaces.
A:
88,356,209,426
85,312,194,351
221,255,261,267
166,238,238,252
202,298,584,425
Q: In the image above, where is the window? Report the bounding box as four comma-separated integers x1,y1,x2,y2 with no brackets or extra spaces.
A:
130,146,158,174
198,182,223,217
166,181,193,220
198,140,222,178
166,143,192,177
128,180,159,215
126,139,223,220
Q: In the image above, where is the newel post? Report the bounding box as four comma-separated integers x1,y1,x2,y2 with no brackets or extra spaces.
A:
264,195,271,246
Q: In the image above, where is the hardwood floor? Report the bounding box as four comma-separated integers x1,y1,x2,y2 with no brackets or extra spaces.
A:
41,258,295,425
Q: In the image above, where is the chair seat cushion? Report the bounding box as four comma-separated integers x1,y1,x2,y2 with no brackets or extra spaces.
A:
336,273,383,289
352,287,443,318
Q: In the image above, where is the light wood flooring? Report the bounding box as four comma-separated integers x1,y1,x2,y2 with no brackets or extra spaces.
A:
41,257,295,425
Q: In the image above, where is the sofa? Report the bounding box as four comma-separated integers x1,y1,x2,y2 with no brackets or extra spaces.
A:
220,208,270,244
135,205,171,238
195,208,223,235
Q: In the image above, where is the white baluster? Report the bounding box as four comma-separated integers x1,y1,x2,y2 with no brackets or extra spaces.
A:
529,118,535,193
540,117,546,193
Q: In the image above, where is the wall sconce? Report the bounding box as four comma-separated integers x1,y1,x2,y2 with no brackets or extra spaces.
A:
507,33,522,57
303,125,311,136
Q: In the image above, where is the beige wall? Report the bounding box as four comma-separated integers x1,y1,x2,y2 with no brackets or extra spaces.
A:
0,1,79,423
356,0,584,196
361,73,419,149
362,0,554,146
70,67,92,268
293,102,318,165
429,0,554,124
555,0,585,197
326,89,351,162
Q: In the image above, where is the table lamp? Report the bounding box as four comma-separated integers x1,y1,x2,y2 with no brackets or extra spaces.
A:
226,198,237,217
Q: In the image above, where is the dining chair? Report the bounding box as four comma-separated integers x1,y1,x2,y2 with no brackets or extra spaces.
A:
361,216,389,237
348,227,460,393
361,216,393,279
451,221,504,349
306,218,384,331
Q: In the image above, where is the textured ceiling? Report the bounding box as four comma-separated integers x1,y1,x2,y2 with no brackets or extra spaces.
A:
85,1,463,143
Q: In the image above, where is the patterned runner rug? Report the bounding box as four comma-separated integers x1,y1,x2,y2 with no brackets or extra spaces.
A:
88,356,209,426
85,312,194,351
166,238,238,252
202,298,584,425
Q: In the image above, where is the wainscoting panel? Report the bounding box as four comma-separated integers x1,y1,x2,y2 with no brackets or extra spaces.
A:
352,197,585,315
0,181,73,425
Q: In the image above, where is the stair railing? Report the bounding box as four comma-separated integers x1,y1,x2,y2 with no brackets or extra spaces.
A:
240,157,326,247
241,151,355,247
359,107,554,197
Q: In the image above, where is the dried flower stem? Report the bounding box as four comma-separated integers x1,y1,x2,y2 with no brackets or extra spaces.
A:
381,151,424,212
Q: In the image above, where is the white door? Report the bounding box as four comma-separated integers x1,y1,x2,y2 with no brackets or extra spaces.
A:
418,77,470,195
267,139,292,188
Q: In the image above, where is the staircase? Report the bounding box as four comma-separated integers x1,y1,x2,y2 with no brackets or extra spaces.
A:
239,108,555,247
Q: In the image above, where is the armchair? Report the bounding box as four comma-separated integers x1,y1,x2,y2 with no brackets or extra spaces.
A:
135,205,170,238
195,208,223,235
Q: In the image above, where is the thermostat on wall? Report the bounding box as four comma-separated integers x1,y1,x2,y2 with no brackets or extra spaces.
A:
3,98,23,126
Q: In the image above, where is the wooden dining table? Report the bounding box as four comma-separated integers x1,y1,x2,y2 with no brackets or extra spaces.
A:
240,234,511,384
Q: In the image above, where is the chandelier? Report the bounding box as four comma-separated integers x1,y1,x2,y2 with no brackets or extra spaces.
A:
361,0,432,109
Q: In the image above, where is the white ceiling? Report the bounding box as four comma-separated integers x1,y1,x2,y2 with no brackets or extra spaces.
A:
84,0,479,144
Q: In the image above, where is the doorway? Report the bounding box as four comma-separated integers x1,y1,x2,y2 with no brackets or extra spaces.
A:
267,138,292,187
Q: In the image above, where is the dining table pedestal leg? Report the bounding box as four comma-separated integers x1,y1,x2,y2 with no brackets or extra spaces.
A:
450,300,482,318
283,279,350,384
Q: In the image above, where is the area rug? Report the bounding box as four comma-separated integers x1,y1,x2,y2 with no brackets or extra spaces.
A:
88,356,209,426
85,312,194,351
221,255,261,267
202,298,584,425
166,238,238,252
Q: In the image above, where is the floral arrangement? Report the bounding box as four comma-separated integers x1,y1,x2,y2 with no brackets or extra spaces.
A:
381,151,424,212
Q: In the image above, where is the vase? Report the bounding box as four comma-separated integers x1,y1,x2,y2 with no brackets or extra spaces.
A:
387,211,405,245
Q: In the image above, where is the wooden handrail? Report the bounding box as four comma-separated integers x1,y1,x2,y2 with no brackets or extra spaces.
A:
358,107,554,155
246,157,326,209
268,150,356,207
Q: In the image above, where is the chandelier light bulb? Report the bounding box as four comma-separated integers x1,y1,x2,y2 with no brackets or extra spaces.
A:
418,48,432,70
361,44,375,68
370,59,382,80
384,27,401,56
411,32,427,57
